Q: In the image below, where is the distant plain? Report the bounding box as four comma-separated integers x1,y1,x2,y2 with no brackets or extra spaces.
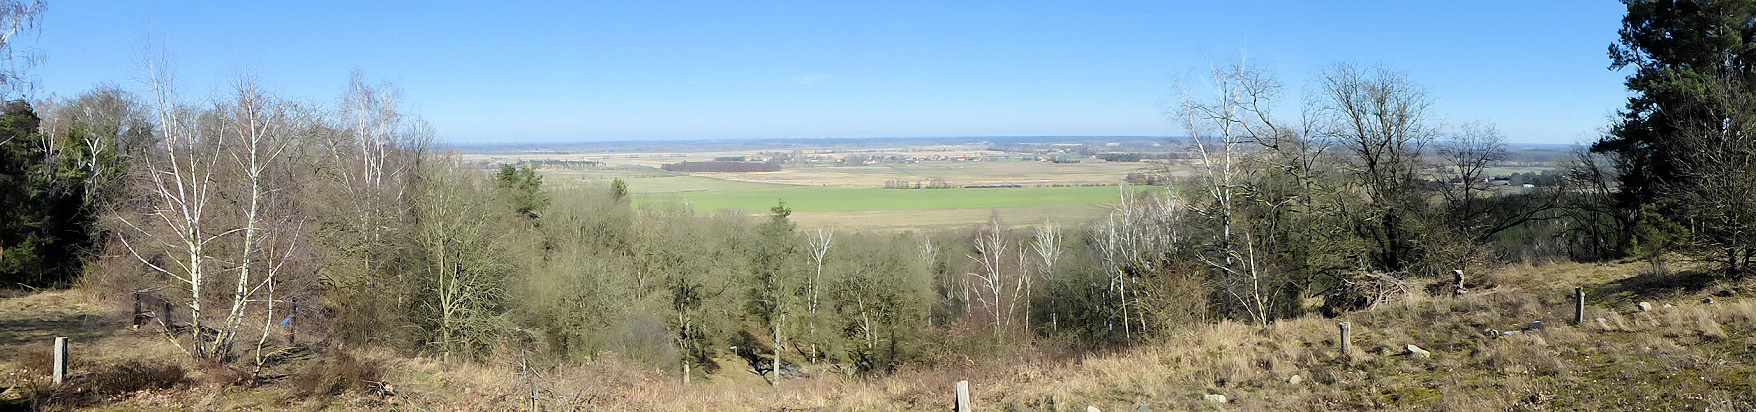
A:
458,142,1170,230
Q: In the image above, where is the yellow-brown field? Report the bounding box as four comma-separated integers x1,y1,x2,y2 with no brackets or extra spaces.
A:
458,148,1174,230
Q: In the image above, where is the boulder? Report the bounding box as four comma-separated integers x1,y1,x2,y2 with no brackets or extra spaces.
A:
1406,344,1431,359
1287,374,1304,385
1203,394,1229,403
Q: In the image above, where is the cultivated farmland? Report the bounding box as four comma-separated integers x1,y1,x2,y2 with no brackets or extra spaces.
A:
458,139,1178,229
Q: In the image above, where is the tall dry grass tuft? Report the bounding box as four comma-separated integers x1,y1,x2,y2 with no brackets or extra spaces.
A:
12,343,54,378
287,351,385,399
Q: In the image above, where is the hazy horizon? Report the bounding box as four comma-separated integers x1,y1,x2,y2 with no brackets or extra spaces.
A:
442,134,1586,148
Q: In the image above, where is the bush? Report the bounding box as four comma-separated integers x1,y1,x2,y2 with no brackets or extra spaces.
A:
13,343,52,377
33,361,186,411
194,358,250,386
85,361,188,394
288,351,384,398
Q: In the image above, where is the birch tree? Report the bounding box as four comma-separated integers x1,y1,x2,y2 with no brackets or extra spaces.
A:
965,213,1019,333
804,227,833,361
750,202,797,387
1175,58,1287,324
1092,193,1142,338
116,51,232,358
315,72,431,343
214,76,301,361
0,0,43,94
1031,221,1061,331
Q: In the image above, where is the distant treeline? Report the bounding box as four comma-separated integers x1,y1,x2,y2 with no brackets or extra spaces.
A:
477,159,605,170
661,161,782,172
883,181,1124,189
884,178,953,189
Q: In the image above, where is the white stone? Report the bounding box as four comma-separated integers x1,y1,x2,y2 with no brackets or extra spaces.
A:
1406,344,1431,358
1087,406,1102,412
1637,301,1653,311
1287,374,1304,385
1203,394,1228,403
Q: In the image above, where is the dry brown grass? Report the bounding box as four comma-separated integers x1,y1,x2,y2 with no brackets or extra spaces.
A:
12,342,54,378
788,203,1116,231
15,260,1756,411
286,351,385,399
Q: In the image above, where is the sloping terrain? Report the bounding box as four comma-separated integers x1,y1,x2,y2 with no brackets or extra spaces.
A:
4,260,1754,411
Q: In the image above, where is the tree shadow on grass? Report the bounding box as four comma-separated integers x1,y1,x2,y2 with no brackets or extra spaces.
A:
1588,268,1723,307
0,314,117,353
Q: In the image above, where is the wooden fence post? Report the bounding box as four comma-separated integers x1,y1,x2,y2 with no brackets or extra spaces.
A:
288,297,298,346
1574,287,1585,326
52,337,68,385
1338,322,1352,360
956,380,970,412
132,293,144,328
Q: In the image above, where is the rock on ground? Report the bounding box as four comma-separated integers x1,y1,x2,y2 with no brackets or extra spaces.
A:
1407,344,1431,359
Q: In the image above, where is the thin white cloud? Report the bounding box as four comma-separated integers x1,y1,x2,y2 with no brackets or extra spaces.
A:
793,73,832,85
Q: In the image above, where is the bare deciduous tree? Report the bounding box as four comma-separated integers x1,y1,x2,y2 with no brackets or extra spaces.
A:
1437,122,1507,226
1314,63,1435,273
1091,185,1165,337
214,76,303,365
966,214,1017,333
1030,221,1060,331
1176,58,1288,325
804,228,833,361
116,51,230,358
0,0,43,95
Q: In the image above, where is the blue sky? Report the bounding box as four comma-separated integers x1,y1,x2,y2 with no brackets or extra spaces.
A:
27,1,1627,144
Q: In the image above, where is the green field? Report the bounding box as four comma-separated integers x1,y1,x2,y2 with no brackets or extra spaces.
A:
634,185,1164,212
499,163,1174,229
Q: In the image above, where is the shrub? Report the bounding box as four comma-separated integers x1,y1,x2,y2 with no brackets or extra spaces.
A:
34,361,186,411
194,358,250,386
288,351,384,398
85,361,188,394
13,343,52,377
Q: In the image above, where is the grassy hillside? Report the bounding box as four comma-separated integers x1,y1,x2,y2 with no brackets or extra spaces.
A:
5,260,1754,410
